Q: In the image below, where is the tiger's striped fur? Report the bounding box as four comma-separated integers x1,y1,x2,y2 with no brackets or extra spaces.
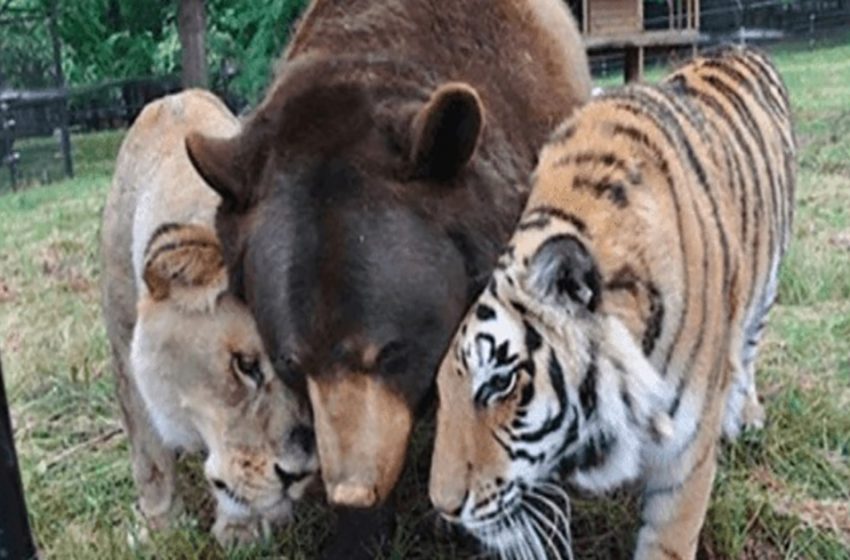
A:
429,46,795,560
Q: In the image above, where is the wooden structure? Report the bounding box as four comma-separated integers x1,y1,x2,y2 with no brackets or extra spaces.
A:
581,0,702,81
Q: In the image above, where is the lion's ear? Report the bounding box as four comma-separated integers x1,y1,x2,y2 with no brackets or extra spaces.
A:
142,223,228,312
410,82,484,181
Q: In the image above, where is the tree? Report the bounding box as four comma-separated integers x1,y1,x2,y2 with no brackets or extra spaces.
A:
178,0,207,88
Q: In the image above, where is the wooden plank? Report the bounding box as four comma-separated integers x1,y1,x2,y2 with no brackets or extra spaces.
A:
584,29,702,50
582,0,589,33
624,46,644,82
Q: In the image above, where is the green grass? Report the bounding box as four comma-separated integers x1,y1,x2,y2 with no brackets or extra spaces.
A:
2,38,850,559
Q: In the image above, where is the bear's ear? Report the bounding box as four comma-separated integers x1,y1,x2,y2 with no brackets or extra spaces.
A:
410,82,484,181
185,132,245,208
186,126,273,212
525,234,602,312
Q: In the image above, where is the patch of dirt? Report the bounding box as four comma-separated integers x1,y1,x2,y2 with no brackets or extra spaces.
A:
750,467,850,548
775,499,850,548
38,243,93,294
737,534,784,560
0,278,15,303
828,231,850,252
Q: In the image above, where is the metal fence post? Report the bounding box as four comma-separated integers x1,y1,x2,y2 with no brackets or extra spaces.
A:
0,354,37,559
48,0,73,180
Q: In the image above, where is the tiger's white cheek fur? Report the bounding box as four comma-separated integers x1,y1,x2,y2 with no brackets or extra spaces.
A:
567,317,676,493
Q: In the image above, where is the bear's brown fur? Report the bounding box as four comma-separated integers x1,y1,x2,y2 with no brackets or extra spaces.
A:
186,0,590,555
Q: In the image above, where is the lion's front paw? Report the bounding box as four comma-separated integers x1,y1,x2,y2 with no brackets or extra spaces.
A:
212,514,267,548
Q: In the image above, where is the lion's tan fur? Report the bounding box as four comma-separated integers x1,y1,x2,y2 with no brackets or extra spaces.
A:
100,90,316,546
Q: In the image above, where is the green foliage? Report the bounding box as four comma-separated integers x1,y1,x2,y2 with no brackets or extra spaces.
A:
1,0,307,102
207,0,308,102
0,0,52,88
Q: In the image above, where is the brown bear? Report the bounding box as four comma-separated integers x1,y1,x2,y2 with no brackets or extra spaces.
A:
185,0,591,555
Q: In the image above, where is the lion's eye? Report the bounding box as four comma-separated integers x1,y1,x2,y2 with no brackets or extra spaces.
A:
232,353,263,387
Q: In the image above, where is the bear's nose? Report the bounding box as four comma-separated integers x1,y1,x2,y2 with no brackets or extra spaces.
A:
328,482,378,508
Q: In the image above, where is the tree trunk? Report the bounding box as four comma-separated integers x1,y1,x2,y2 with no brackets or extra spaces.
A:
178,0,207,89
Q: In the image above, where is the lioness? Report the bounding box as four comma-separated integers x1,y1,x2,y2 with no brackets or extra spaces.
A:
101,90,317,545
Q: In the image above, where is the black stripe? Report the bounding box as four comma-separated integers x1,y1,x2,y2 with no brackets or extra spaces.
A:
701,58,787,126
513,351,567,444
492,430,545,464
554,405,581,467
642,282,665,356
614,96,716,378
554,151,639,184
670,76,766,331
610,123,688,376
578,345,598,419
605,265,640,295
628,88,733,296
697,73,780,316
523,321,542,354
475,303,496,321
522,205,588,235
703,74,780,248
145,239,219,267
572,175,629,208
144,222,185,257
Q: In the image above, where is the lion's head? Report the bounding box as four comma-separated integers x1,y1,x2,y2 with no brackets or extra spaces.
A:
130,223,318,527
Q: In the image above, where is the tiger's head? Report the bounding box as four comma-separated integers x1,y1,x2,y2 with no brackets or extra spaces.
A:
130,224,319,531
429,213,673,558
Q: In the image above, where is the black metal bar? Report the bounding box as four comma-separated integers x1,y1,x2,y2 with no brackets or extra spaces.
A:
48,0,73,179
0,354,37,559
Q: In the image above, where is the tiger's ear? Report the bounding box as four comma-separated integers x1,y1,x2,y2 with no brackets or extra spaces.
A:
525,234,602,312
185,127,270,211
410,82,484,181
142,224,228,313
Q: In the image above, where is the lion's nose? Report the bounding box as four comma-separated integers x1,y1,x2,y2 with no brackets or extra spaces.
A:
327,482,378,508
288,423,315,456
274,464,312,490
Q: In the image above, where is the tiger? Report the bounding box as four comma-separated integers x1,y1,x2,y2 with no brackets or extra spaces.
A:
428,45,795,560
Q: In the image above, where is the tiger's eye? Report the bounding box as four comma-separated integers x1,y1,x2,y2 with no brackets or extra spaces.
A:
492,372,514,393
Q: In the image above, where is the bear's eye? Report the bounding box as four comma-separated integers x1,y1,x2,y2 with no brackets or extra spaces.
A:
232,353,263,387
274,355,304,390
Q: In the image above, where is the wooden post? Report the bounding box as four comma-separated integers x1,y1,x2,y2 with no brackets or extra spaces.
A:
624,46,644,82
49,0,73,179
0,354,37,559
582,0,589,33
178,0,208,88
